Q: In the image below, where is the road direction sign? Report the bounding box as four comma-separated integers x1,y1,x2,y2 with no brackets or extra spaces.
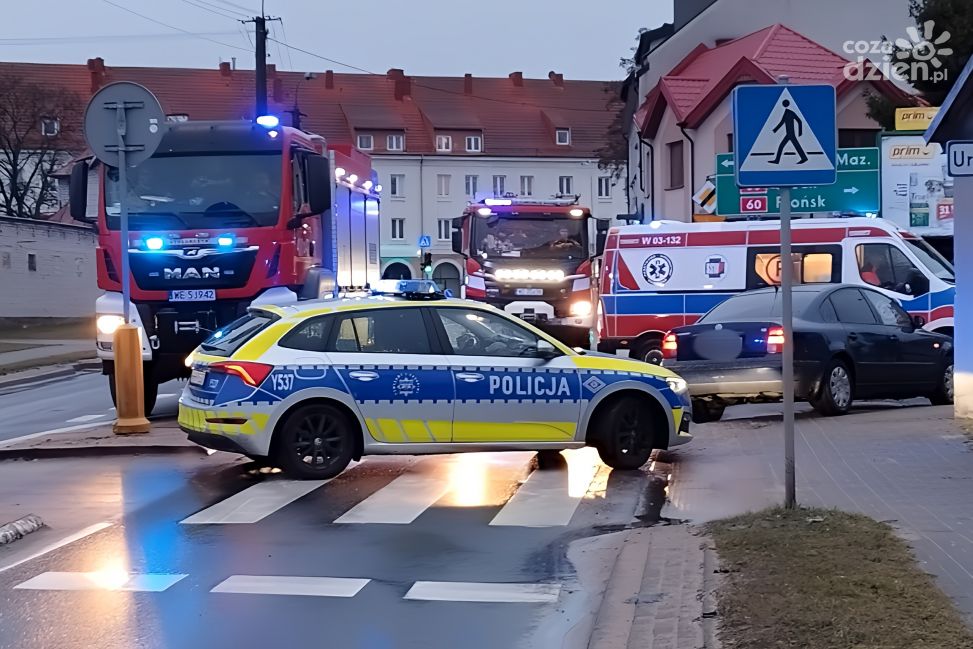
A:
715,148,879,217
733,84,838,187
418,235,432,248
947,141,973,177
83,82,165,168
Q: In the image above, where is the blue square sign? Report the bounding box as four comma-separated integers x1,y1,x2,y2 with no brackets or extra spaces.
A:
733,85,837,188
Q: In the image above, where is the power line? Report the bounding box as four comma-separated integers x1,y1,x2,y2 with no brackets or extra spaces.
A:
179,0,241,20
269,24,286,70
195,0,249,17
213,0,255,13
101,0,250,53
278,18,295,71
0,32,241,45
267,37,616,113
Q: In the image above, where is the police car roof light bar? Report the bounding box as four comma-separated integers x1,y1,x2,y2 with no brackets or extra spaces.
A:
481,196,580,207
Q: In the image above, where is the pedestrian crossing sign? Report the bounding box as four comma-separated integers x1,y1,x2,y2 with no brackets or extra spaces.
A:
733,84,837,188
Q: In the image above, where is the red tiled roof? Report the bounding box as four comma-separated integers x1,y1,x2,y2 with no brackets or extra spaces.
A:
1,59,620,158
635,24,917,135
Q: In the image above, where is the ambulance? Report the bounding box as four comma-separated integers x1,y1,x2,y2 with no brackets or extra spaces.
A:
596,218,955,364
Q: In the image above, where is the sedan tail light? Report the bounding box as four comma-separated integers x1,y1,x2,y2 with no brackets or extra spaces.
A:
209,361,274,387
662,332,678,359
767,326,785,354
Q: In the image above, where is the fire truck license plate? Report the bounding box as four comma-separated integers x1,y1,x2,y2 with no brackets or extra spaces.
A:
515,288,544,296
169,290,216,302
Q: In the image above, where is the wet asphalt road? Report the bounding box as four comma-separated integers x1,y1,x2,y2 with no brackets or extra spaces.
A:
0,445,657,649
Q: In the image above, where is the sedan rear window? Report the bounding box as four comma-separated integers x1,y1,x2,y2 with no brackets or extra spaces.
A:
700,290,819,322
199,310,279,357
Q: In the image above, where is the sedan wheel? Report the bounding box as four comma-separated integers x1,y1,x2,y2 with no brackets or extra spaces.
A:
811,359,854,416
930,363,954,406
275,404,354,479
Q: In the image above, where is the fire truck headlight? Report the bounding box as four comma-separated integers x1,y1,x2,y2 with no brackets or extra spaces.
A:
97,315,126,336
569,208,584,217
256,114,280,128
477,207,492,216
144,236,165,251
216,234,235,248
570,300,592,317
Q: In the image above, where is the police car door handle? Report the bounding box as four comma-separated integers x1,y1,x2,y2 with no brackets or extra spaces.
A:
456,372,485,382
348,370,380,382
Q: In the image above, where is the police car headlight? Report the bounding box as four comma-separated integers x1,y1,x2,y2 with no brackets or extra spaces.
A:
570,300,592,317
97,315,125,336
665,377,688,394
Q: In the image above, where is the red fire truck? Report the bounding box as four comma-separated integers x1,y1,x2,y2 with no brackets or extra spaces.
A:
451,197,609,348
70,119,381,413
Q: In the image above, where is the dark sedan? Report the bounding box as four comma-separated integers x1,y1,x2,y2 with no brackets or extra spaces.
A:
664,284,953,422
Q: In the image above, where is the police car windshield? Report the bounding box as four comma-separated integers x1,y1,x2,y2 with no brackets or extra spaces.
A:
473,217,585,260
200,310,279,357
699,290,819,323
903,237,954,283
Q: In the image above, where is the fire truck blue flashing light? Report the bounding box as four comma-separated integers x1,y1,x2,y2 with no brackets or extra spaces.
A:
256,115,280,128
216,234,235,248
144,236,165,251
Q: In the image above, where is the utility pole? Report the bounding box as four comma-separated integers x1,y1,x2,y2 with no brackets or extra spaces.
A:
243,7,281,118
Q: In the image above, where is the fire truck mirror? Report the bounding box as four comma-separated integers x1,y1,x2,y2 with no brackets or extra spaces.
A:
595,219,610,256
306,156,332,215
69,161,91,222
451,217,464,256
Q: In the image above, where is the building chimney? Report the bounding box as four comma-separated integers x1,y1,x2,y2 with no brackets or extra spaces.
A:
219,61,232,77
325,70,334,89
464,73,473,95
266,63,277,79
387,68,405,80
231,56,237,70
272,77,284,103
394,76,412,101
509,71,524,87
86,57,106,92
548,71,564,87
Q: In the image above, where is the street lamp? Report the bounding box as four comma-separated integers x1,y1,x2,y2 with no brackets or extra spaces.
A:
286,72,315,130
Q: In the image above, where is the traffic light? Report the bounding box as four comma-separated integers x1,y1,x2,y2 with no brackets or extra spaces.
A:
422,253,433,274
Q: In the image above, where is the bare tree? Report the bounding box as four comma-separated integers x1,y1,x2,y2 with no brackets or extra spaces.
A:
0,74,82,219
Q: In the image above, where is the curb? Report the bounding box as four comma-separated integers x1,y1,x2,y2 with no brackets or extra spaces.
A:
0,358,101,389
0,514,45,546
0,444,207,461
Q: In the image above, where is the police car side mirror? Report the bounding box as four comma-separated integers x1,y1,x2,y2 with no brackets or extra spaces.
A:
535,339,560,361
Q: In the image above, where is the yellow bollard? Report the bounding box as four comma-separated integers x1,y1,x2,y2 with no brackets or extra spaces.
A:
112,323,150,434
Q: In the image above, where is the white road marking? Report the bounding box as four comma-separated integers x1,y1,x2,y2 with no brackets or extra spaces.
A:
0,522,112,574
157,393,177,400
490,449,601,527
334,473,451,524
65,414,107,423
404,581,561,603
211,575,369,597
181,479,330,524
0,423,105,448
15,572,186,592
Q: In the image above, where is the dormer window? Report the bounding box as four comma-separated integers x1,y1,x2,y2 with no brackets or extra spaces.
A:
436,135,453,152
556,128,571,145
465,135,482,152
357,134,374,150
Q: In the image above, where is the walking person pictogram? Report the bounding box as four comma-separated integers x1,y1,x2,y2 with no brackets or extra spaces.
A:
770,100,809,165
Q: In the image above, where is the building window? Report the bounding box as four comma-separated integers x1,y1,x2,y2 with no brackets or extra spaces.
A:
597,176,612,199
555,128,571,145
40,118,59,137
558,176,574,195
387,134,405,151
391,218,405,240
356,134,374,150
27,253,37,272
493,175,506,196
667,141,684,189
465,135,482,152
839,129,879,148
726,133,734,153
465,175,478,198
436,135,453,152
520,175,534,196
390,174,405,198
437,174,451,197
437,219,451,241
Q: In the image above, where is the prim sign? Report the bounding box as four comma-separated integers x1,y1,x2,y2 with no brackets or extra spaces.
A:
947,141,973,177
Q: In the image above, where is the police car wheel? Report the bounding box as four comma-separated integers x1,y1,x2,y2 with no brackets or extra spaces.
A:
596,396,655,471
275,403,355,480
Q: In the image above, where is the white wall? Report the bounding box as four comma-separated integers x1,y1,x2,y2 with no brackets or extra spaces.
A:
0,217,98,318
373,155,629,274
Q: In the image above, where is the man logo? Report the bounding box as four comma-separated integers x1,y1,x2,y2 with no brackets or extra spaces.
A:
164,267,220,280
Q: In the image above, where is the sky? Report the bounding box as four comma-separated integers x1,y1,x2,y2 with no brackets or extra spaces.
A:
2,0,674,81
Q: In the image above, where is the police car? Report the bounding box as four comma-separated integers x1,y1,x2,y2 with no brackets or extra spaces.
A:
179,280,692,479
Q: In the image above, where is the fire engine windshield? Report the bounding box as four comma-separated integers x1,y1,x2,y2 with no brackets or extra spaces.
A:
104,152,283,230
473,217,586,260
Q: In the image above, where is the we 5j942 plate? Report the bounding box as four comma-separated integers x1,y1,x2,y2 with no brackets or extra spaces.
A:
169,289,216,302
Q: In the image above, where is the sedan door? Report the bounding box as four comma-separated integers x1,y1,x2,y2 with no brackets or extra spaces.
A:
861,289,941,393
323,307,454,443
431,306,582,443
828,288,899,395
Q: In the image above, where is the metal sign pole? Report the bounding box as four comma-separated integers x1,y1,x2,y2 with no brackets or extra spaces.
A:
780,186,796,508
115,104,131,324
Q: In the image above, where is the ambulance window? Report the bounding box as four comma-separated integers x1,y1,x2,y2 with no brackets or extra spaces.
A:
435,308,546,358
279,316,331,352
748,247,838,289
856,244,928,295
327,308,432,354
